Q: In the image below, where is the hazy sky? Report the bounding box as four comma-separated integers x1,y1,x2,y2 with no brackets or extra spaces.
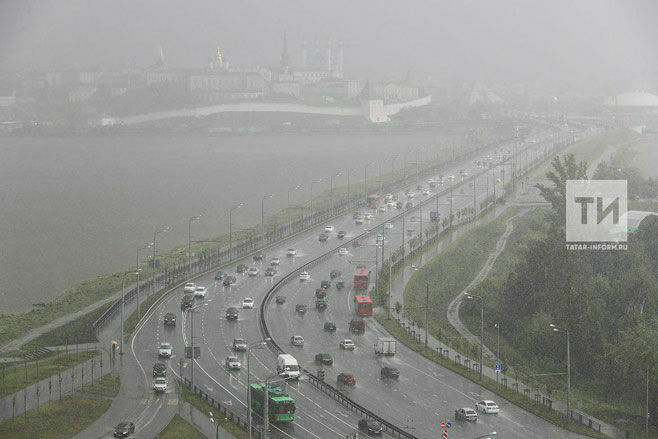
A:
1,0,656,82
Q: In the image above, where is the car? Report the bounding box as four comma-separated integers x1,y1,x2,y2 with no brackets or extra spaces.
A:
194,286,207,298
405,201,413,209
236,264,248,273
265,267,277,276
315,353,333,365
295,304,307,314
447,174,455,180
340,339,355,350
315,288,327,298
337,230,346,239
225,307,239,320
232,338,247,351
407,192,415,199
386,200,395,207
330,269,341,279
153,377,168,392
378,206,386,213
416,184,423,191
427,178,434,185
223,275,236,287
320,280,331,289
113,421,135,438
163,312,176,326
338,248,349,256
324,322,337,332
270,257,281,265
336,280,345,289
290,335,305,346
225,356,241,370
355,217,364,225
275,295,286,304
364,213,373,220
396,201,403,209
475,400,499,414
337,372,356,386
299,271,310,281
325,225,334,232
358,419,383,436
253,252,265,261
353,212,362,219
455,407,478,422
214,271,226,280
183,282,196,293
286,248,297,257
384,222,393,229
380,366,400,379
247,267,259,276
153,362,167,377
318,233,328,242
315,298,328,311
242,297,254,309
181,294,194,309
422,189,430,196
158,342,172,358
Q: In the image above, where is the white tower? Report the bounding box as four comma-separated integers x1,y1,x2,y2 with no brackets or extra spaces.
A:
325,38,332,71
301,39,307,69
334,41,344,78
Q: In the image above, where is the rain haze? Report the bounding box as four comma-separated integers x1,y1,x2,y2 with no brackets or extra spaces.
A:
0,1,657,439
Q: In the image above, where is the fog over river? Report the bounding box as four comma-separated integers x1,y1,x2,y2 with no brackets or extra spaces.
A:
0,132,454,313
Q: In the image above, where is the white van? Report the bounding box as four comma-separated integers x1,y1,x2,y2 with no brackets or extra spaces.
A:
277,354,300,379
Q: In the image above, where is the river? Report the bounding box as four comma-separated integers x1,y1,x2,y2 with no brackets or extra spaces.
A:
0,132,454,313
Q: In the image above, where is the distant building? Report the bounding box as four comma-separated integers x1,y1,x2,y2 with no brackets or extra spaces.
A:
69,86,98,103
371,75,420,103
146,70,185,87
189,71,265,102
0,96,17,107
603,92,658,114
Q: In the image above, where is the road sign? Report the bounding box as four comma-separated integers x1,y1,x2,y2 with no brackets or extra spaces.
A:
495,363,501,371
445,422,451,429
440,422,445,429
442,430,448,439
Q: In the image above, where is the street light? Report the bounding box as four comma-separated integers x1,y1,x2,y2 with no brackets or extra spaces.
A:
287,185,300,229
247,339,270,439
465,293,484,381
119,272,129,355
411,265,430,348
329,172,341,215
262,374,288,438
310,178,322,220
261,194,274,250
136,243,152,320
550,323,571,418
346,168,354,204
229,203,243,261
209,411,227,439
188,215,202,274
151,226,170,296
364,162,373,203
494,323,500,384
187,302,208,390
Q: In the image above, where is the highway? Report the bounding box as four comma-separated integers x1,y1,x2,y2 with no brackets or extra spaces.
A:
123,129,588,439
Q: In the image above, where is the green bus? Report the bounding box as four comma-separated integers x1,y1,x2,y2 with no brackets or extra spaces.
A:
249,383,296,423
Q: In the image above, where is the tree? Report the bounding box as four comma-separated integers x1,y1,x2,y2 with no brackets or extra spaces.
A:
535,154,588,223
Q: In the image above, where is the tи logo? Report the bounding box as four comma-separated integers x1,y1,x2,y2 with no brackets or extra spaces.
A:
565,180,627,243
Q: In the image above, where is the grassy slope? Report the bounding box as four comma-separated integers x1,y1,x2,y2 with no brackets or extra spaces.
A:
155,414,205,439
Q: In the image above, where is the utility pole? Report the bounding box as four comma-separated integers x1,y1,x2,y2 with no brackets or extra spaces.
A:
120,275,125,355
424,280,429,348
480,298,484,381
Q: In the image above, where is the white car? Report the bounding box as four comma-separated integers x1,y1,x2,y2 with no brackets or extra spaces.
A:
386,201,395,207
194,286,207,298
225,356,241,370
325,225,334,232
422,190,430,196
286,248,297,257
299,271,310,281
270,257,281,266
407,192,415,199
242,297,254,309
340,339,355,350
290,335,305,346
364,213,373,220
384,222,393,229
158,342,172,358
338,248,349,256
475,400,499,414
427,178,434,185
447,174,455,181
247,267,259,277
153,377,168,392
355,217,364,225
183,283,196,293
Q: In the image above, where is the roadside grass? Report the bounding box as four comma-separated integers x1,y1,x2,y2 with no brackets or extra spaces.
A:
375,314,608,439
179,380,248,439
0,351,99,399
0,376,118,439
78,374,120,398
155,414,205,439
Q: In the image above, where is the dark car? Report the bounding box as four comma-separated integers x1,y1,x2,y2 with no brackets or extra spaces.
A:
358,419,383,436
315,298,328,311
318,233,328,242
380,366,400,379
336,280,345,290
265,267,277,277
275,295,286,304
153,362,167,377
396,201,403,209
113,422,135,438
214,271,226,280
223,275,236,287
324,322,337,332
295,304,307,314
337,230,346,239
226,307,239,320
349,318,366,334
163,312,176,326
330,270,341,279
320,280,331,289
315,353,333,365
253,252,265,261
232,338,247,351
181,294,194,309
337,372,356,386
405,201,413,209
236,264,248,273
315,288,327,299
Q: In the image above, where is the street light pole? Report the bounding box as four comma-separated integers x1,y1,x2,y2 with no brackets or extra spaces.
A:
287,185,300,230
136,243,152,320
347,168,352,204
261,194,273,250
229,203,243,261
330,172,341,215
151,227,169,296
550,324,571,418
187,302,208,391
466,293,484,381
120,273,127,355
310,179,322,221
247,339,269,439
495,323,500,384
188,215,202,274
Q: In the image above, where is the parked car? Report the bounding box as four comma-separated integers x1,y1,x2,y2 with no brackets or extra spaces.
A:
158,342,172,358
181,294,194,309
183,282,196,293
152,362,167,377
275,295,286,304
455,407,478,422
247,267,259,276
340,339,355,350
265,267,277,277
380,366,400,379
337,372,356,386
330,269,341,279
214,271,226,280
225,356,241,370
113,422,135,438
315,353,333,365
163,312,176,326
270,257,281,266
253,252,265,261
358,419,383,436
223,275,236,287
242,297,254,309
324,322,337,332
225,307,239,320
194,286,207,298
286,248,297,257
236,264,248,273
153,377,168,392
232,338,247,351
475,400,499,414
337,230,346,239
290,335,305,346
